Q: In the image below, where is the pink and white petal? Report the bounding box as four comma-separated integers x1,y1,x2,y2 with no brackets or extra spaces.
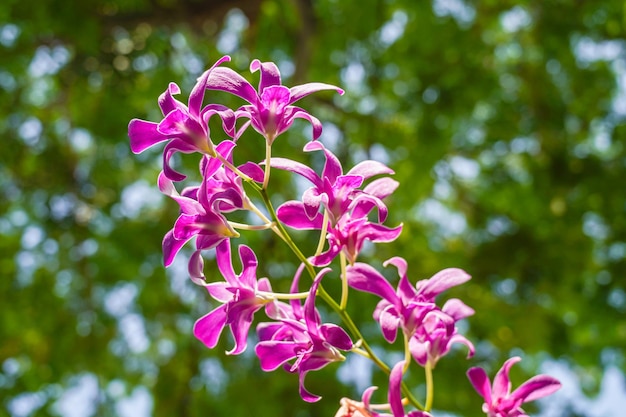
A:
493,356,521,399
277,201,324,229
388,361,406,417
467,366,492,404
206,67,259,104
442,298,475,321
270,157,321,186
320,324,353,351
157,82,183,115
188,250,206,284
417,268,471,300
128,119,164,154
250,59,282,92
346,262,399,303
347,160,394,180
237,244,259,288
193,304,228,348
511,374,562,403
162,229,192,267
255,341,298,371
215,240,236,283
289,82,344,104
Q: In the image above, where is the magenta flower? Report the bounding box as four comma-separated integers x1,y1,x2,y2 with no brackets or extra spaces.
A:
206,59,344,142
128,55,236,181
193,241,275,355
271,141,398,223
276,202,402,266
347,257,472,343
255,269,353,402
467,356,561,417
158,141,245,269
409,298,475,368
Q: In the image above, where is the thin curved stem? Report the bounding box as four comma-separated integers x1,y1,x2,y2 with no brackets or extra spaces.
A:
424,362,434,412
262,140,272,190
339,251,349,310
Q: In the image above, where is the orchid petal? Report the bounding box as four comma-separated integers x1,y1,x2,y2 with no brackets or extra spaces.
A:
388,361,406,417
493,356,521,399
128,119,164,154
162,230,191,267
467,366,492,405
250,59,282,92
511,374,562,403
347,262,399,304
193,304,228,349
270,157,322,187
347,160,394,179
289,82,344,104
255,341,297,371
277,201,324,229
417,268,472,300
206,66,259,104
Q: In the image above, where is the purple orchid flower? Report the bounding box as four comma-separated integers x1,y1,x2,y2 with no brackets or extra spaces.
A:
276,202,402,266
347,257,472,342
159,141,245,269
271,141,398,224
128,55,236,181
206,59,344,142
255,268,353,402
193,241,275,355
409,298,475,368
467,356,561,417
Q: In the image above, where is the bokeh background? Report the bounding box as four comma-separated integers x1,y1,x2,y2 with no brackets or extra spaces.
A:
2,0,625,416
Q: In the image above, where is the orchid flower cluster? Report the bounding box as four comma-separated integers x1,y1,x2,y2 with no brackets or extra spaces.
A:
128,55,561,416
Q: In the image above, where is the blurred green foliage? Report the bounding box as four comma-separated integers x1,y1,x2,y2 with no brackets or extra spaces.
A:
1,0,625,416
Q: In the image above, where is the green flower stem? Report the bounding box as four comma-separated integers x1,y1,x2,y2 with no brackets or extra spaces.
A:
402,333,412,373
339,251,349,310
314,209,330,255
228,221,275,231
424,362,434,412
257,290,310,300
262,140,272,190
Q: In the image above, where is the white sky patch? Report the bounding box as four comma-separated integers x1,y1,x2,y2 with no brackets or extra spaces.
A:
167,253,201,305
119,180,164,219
69,128,94,153
414,198,467,237
18,117,42,147
199,358,228,395
379,10,408,47
510,136,540,155
216,9,249,54
449,155,480,181
28,45,70,78
538,360,626,417
341,60,366,92
7,391,47,417
432,0,476,26
0,23,20,47
21,225,45,250
337,352,372,393
104,282,138,318
52,373,100,417
573,36,624,65
119,313,150,354
318,122,343,153
116,386,153,417
500,6,532,33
